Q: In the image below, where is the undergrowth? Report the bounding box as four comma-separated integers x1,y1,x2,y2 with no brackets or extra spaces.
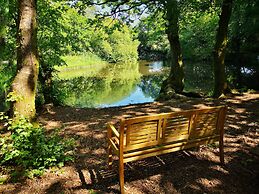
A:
0,113,74,182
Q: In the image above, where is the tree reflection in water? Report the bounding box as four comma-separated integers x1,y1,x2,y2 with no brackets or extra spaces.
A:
55,62,142,107
54,60,259,108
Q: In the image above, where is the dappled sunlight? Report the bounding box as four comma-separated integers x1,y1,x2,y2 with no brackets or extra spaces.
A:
93,148,106,156
228,124,241,130
197,178,222,190
93,133,105,140
43,120,62,130
209,165,229,174
234,108,246,113
6,92,254,193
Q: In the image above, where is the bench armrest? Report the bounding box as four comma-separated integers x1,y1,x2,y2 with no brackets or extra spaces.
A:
107,123,120,138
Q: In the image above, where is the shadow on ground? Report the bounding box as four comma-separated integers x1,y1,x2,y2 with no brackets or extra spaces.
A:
1,93,259,193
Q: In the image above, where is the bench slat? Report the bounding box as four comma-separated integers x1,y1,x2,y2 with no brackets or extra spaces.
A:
123,135,220,163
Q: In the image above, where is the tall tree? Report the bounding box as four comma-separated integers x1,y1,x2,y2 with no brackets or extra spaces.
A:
11,0,39,118
213,0,233,97
159,0,184,99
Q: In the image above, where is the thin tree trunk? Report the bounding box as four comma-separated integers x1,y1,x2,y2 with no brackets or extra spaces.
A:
159,0,184,99
11,0,39,119
39,62,53,104
213,0,233,98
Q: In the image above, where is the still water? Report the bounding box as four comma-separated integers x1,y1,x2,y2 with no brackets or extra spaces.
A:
55,61,214,108
56,61,169,108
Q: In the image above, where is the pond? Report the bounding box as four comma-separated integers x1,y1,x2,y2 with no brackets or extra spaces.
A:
55,60,215,108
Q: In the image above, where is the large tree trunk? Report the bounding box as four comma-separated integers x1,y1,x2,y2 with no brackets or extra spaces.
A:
213,0,233,98
11,0,39,119
159,0,184,100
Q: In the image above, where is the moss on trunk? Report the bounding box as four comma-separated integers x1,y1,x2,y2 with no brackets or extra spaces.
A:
213,0,233,98
159,0,184,100
11,0,39,119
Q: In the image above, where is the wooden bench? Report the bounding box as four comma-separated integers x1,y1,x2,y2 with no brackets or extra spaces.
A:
107,106,227,194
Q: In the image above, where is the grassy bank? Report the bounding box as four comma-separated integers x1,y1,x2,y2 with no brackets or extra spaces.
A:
56,53,108,79
57,53,107,70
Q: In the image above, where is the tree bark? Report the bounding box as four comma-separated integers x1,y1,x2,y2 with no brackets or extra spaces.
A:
159,0,184,100
11,0,39,118
213,0,233,98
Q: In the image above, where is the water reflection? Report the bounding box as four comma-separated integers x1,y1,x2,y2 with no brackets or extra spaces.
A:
227,61,259,90
138,60,170,75
55,76,140,107
56,62,148,108
139,74,168,99
55,61,214,108
55,59,258,108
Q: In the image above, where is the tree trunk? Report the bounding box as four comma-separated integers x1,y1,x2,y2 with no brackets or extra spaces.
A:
11,0,39,119
159,0,184,100
213,0,233,98
39,62,54,104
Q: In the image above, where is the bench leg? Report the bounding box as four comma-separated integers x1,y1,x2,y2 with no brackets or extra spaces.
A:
119,159,125,194
219,138,224,165
108,144,113,170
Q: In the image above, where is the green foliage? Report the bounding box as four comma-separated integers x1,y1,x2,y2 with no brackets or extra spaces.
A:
107,28,139,62
0,62,16,111
0,0,16,61
136,11,169,59
180,7,219,60
228,0,259,56
136,0,219,61
0,114,74,177
90,20,140,63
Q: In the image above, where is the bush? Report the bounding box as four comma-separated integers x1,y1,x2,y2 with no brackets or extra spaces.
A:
90,21,139,63
0,114,74,177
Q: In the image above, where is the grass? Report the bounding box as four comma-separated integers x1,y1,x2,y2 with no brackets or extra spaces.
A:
57,53,107,70
56,53,108,80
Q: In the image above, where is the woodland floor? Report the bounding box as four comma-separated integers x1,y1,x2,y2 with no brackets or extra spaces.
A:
0,92,259,194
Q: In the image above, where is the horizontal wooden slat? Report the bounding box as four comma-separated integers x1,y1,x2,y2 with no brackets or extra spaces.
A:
130,121,158,128
128,139,156,145
165,129,189,137
129,133,157,141
166,121,189,127
161,134,189,144
128,131,154,137
124,106,224,125
123,136,220,163
124,140,159,152
128,126,158,134
165,125,189,132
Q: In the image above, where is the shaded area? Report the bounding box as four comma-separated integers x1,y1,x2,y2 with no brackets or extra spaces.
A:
1,92,259,193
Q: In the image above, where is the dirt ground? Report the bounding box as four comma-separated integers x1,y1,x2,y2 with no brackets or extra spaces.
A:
0,92,259,194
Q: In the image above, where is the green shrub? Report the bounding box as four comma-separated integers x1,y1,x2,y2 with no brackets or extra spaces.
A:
0,114,74,177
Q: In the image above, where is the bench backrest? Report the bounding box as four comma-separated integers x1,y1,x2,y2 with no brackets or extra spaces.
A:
119,106,227,152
